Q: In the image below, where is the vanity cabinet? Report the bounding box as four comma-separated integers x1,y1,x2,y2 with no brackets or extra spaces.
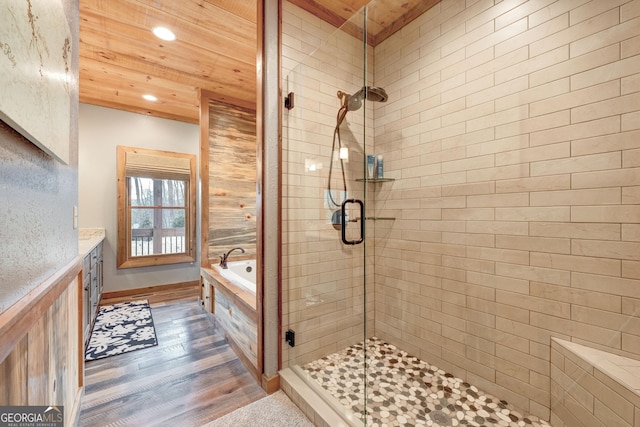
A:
83,241,104,344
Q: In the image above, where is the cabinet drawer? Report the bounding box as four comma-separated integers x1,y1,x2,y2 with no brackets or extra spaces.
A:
90,266,98,289
83,254,91,275
83,275,90,294
90,247,98,268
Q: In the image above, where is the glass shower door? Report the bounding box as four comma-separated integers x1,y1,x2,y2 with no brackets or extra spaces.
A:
282,5,374,424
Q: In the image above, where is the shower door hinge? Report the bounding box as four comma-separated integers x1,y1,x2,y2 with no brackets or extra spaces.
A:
285,329,295,347
284,92,294,110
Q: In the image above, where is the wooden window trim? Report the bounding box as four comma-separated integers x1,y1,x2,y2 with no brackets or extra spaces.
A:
117,146,197,269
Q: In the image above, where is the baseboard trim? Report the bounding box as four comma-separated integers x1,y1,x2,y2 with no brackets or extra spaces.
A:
262,373,280,394
69,387,84,427
101,280,199,302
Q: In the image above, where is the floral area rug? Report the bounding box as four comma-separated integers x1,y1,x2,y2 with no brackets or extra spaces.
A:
85,300,158,361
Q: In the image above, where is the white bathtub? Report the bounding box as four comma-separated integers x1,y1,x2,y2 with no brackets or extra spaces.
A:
216,259,256,294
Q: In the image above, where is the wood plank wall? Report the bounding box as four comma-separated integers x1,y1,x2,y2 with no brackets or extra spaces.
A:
207,99,258,260
201,269,259,379
0,258,83,426
214,289,258,367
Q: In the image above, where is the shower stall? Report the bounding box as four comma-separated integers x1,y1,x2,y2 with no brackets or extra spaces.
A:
278,0,636,425
281,2,474,425
280,1,552,425
281,3,485,425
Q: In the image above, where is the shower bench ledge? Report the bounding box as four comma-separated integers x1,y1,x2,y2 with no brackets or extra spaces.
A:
551,338,640,427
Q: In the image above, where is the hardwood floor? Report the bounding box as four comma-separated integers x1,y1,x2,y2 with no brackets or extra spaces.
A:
79,298,266,427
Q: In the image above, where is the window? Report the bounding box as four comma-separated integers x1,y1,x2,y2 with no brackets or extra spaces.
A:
117,146,197,268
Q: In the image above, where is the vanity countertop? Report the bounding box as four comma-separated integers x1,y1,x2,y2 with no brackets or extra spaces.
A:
79,228,105,257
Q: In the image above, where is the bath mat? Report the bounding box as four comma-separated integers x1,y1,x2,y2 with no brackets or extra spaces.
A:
85,299,158,361
202,391,314,427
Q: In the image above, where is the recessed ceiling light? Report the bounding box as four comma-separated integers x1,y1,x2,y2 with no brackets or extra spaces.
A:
142,94,158,102
152,26,176,41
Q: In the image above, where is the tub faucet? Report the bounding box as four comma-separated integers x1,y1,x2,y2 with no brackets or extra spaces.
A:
220,247,245,269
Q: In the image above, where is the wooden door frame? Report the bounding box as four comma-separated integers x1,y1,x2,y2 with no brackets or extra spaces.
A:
257,0,282,391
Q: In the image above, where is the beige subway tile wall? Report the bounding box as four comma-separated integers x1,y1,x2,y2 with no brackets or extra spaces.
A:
374,0,640,420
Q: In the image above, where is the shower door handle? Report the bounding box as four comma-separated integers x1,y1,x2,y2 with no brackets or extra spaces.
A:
341,199,364,245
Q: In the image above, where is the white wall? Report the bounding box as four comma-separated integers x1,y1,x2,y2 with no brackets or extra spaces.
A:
78,104,200,293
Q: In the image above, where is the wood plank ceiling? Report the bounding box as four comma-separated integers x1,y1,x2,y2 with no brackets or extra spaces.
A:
79,0,438,124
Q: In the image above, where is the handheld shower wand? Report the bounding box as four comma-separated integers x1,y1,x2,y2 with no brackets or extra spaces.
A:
327,87,388,229
326,93,349,210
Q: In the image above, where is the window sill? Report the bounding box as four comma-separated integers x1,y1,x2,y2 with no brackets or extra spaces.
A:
117,253,196,269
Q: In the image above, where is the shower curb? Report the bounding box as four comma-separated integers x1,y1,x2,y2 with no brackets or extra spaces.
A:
280,367,364,427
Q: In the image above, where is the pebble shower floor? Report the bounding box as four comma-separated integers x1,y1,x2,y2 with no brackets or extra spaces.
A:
302,337,553,427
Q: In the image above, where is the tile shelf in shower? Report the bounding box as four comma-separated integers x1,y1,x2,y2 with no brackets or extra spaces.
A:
364,217,395,221
355,177,395,182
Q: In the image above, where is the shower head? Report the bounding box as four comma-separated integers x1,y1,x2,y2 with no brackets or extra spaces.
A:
343,86,388,111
